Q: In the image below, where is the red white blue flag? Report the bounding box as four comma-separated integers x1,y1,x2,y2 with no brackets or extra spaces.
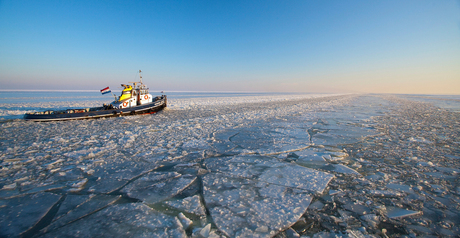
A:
100,87,111,95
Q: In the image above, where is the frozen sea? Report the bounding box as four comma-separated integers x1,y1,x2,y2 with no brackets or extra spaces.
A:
0,91,459,237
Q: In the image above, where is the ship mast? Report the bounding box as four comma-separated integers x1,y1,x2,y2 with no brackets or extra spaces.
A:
139,70,143,84
130,70,144,90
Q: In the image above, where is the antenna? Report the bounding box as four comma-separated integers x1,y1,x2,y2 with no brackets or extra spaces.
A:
139,70,143,84
130,70,143,89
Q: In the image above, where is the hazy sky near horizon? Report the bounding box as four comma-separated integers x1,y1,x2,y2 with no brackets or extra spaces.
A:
1,0,459,94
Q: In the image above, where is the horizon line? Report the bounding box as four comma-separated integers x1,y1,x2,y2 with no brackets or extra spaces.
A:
0,89,339,94
0,89,458,96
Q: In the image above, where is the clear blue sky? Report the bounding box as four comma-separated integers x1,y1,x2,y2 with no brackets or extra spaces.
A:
1,0,459,93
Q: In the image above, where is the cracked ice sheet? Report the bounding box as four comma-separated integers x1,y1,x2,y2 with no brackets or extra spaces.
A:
52,194,93,222
203,173,312,237
164,195,206,216
205,155,334,194
42,203,187,238
203,155,333,237
121,172,197,204
88,161,159,193
386,206,422,219
308,105,378,146
43,194,121,233
319,164,361,176
227,125,310,154
0,192,61,237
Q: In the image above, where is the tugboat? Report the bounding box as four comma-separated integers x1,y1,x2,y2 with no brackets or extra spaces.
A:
24,70,167,122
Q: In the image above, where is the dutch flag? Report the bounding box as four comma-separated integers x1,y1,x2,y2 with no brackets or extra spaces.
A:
100,87,111,95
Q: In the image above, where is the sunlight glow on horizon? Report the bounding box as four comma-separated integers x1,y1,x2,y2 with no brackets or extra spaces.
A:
0,0,459,94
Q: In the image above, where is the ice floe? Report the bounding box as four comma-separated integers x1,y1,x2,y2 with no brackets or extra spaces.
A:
121,172,196,204
203,173,313,237
42,203,187,237
0,192,61,237
165,195,207,217
1,93,459,237
386,206,422,219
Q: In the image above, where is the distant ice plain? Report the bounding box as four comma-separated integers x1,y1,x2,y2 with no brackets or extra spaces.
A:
0,92,459,237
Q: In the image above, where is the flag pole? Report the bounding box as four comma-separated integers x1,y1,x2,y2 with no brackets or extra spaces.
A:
101,87,117,102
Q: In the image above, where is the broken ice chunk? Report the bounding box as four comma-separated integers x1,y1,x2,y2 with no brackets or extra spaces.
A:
435,166,460,175
205,155,334,194
192,223,217,238
285,228,301,238
386,206,422,219
228,126,308,154
199,223,211,237
338,209,354,222
408,137,432,143
320,164,361,176
0,192,61,237
203,173,312,237
322,154,332,161
418,161,434,167
343,203,371,215
424,172,455,180
121,172,196,204
178,212,193,229
346,229,368,238
429,184,445,194
329,189,342,196
361,214,380,228
323,151,349,162
182,139,211,151
68,178,88,192
386,183,414,194
309,200,325,211
52,194,93,222
89,161,157,193
294,149,330,162
258,164,334,194
295,151,328,169
2,183,17,190
329,151,349,158
164,195,206,216
44,194,121,232
42,203,187,237
367,190,404,197
365,174,385,182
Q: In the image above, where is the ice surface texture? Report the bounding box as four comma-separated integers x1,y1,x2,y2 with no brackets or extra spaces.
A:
0,192,61,237
203,173,313,237
204,156,333,194
42,203,187,237
203,155,333,236
1,93,459,237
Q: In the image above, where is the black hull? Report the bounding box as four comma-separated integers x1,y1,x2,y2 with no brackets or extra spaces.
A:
24,96,167,122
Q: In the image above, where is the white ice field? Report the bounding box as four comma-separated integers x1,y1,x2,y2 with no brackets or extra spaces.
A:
1,92,459,237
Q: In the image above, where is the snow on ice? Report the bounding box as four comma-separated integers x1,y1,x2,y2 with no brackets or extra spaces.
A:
1,93,460,237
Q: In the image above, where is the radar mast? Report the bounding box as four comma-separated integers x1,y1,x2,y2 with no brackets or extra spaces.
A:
139,70,143,84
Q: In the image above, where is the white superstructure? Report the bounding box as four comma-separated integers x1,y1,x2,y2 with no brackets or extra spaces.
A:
111,70,153,109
